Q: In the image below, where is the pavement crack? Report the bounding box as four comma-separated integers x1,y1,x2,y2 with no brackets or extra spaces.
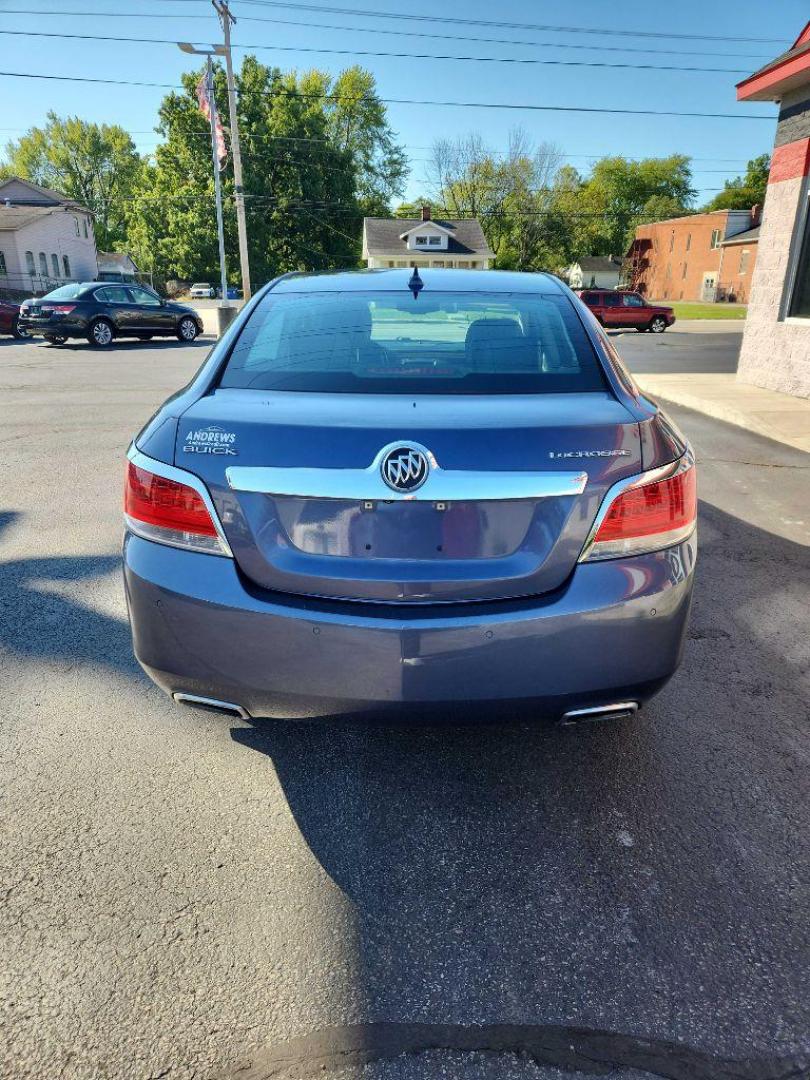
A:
222,1022,810,1080
696,457,810,469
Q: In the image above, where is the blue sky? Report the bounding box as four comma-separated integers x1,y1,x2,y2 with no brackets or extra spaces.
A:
0,0,805,204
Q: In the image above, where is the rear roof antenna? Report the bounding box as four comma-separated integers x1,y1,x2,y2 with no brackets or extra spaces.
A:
408,266,424,299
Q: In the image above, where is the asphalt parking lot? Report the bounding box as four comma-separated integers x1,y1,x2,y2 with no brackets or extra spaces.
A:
1,332,809,1080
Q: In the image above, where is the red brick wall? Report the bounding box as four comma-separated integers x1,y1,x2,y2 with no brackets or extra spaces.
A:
630,212,757,302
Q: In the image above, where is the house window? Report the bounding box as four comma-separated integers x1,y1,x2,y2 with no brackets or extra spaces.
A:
432,261,445,268
396,261,407,267
710,229,723,249
25,251,35,275
74,217,80,237
51,253,60,277
469,261,477,269
788,198,810,317
0,250,6,275
739,249,750,274
682,262,688,279
388,261,394,267
414,236,428,246
63,254,71,277
83,218,88,238
686,233,691,252
428,236,441,246
38,252,48,275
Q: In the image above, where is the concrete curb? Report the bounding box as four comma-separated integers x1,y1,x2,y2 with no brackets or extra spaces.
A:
636,373,810,454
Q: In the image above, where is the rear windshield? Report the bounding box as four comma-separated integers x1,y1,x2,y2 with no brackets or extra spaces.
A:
43,284,87,301
219,290,606,394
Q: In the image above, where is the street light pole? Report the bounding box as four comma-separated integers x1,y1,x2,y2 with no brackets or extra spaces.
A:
206,57,229,308
213,0,252,300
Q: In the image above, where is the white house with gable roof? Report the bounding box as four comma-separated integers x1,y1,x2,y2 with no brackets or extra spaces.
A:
362,205,494,270
0,177,98,294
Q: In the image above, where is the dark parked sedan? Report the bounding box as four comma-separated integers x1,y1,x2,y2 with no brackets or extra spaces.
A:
18,282,204,346
123,268,697,725
0,298,26,338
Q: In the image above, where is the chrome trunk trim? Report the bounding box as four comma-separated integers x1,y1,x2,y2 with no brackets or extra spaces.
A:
226,442,587,502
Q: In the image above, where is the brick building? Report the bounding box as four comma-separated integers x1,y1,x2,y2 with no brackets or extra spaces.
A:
735,20,810,399
626,208,760,303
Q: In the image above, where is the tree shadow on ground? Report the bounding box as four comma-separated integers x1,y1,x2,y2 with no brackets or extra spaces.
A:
0,510,139,678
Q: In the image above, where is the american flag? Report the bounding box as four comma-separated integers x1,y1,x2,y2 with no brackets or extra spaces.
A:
196,73,227,169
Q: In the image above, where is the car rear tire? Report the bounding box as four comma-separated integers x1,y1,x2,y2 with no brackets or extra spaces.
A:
177,317,199,342
88,318,114,347
44,335,67,346
649,316,667,334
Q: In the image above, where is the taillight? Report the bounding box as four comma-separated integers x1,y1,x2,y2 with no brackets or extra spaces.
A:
45,304,76,314
581,455,696,561
124,459,231,557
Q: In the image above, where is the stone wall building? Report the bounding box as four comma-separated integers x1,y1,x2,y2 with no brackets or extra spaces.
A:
735,21,810,399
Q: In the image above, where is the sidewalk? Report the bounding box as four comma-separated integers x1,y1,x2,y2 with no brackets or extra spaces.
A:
669,319,744,334
635,373,810,454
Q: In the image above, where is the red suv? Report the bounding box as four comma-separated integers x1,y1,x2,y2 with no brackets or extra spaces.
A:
576,290,675,333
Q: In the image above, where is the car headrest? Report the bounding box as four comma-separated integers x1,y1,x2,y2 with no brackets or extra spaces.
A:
465,317,536,372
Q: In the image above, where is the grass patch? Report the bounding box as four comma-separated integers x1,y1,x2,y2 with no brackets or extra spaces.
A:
656,301,748,320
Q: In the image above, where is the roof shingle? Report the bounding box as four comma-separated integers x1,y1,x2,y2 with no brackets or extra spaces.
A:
363,216,494,258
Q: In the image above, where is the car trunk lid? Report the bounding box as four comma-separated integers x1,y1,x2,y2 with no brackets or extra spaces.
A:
175,390,641,603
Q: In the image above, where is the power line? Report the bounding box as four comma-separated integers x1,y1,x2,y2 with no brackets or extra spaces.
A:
0,124,759,165
0,29,751,73
234,0,786,46
0,9,773,60
0,126,760,162
222,41,754,75
0,70,775,121
113,191,729,208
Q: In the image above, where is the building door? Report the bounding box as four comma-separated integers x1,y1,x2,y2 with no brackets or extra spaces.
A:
701,273,717,302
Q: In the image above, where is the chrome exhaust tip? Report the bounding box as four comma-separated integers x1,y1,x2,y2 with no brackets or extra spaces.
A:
172,692,250,720
560,701,639,726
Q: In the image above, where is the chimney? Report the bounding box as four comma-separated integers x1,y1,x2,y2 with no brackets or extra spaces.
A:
751,203,761,227
421,204,431,221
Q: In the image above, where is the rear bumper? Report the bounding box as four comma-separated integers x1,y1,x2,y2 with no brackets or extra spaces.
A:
18,315,88,336
123,533,696,719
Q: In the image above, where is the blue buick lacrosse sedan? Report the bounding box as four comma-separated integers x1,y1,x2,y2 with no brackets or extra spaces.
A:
123,269,696,724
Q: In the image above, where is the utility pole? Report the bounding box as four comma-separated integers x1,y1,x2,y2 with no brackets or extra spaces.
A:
206,57,229,307
213,0,252,300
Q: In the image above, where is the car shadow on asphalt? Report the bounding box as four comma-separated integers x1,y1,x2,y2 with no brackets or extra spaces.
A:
228,499,810,1059
0,511,141,679
28,338,213,352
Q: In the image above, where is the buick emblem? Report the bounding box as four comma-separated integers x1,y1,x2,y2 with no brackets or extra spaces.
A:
381,445,430,492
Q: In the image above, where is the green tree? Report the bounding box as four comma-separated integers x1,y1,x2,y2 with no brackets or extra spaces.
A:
424,129,563,265
322,66,408,213
126,57,404,284
703,154,770,211
4,113,143,249
576,155,696,256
